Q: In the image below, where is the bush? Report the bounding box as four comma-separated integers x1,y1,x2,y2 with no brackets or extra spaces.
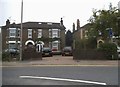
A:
86,38,97,49
2,52,10,61
2,52,20,61
98,43,118,60
75,38,97,50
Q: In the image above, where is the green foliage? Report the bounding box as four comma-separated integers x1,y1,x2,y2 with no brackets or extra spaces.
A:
88,4,119,40
2,52,19,61
75,38,97,50
2,52,10,61
85,38,97,49
65,30,73,46
74,40,85,50
98,43,118,59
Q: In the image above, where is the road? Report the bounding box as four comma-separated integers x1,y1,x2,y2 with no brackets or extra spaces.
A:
2,65,118,85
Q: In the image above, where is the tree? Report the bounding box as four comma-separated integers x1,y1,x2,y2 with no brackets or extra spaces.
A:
65,30,73,46
88,3,119,41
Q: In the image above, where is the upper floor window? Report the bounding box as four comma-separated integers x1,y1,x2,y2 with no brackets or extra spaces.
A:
9,28,16,38
38,29,42,38
49,29,52,38
17,29,20,37
49,29,60,38
28,29,32,38
47,22,52,25
52,29,59,38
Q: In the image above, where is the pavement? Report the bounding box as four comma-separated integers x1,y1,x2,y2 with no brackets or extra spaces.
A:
1,55,119,67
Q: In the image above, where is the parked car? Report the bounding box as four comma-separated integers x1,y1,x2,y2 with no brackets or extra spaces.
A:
42,47,53,57
62,46,73,56
4,48,19,55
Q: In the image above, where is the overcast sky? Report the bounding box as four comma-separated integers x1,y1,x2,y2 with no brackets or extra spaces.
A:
0,0,119,31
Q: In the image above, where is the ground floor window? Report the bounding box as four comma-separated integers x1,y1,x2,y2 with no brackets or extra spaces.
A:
9,43,16,49
51,41,59,51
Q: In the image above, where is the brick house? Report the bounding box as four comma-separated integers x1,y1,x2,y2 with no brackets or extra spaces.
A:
72,19,94,50
1,19,66,57
73,19,92,43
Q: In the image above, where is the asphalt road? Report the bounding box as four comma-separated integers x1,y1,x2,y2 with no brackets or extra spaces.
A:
2,65,118,85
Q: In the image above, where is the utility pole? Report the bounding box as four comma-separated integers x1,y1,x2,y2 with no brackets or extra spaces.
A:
118,1,120,39
20,0,23,61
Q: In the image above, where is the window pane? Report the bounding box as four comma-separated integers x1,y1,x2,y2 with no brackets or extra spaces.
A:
52,41,58,50
9,28,16,37
49,29,52,38
52,29,58,38
28,29,32,38
38,29,42,38
9,43,16,49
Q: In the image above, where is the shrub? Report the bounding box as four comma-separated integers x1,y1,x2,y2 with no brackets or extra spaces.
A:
2,52,20,61
2,52,10,61
86,38,97,49
98,43,118,60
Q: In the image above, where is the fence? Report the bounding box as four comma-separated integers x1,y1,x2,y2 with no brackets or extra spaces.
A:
73,49,106,60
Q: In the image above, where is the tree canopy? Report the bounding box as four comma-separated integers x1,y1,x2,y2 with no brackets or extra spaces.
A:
65,30,73,46
88,3,119,40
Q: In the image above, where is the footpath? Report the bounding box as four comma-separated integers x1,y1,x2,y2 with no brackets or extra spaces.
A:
2,56,119,67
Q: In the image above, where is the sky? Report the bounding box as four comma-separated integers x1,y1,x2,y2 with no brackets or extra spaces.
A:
0,0,120,31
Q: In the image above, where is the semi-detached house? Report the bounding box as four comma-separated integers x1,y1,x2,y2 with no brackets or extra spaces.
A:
2,19,66,58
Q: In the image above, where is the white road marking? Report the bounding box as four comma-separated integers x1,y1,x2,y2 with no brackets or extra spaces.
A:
20,75,107,85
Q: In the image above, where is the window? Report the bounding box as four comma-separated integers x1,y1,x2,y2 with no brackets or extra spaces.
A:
9,43,16,49
52,41,59,51
52,29,58,38
47,22,52,25
17,28,20,37
28,29,32,38
49,29,52,38
38,29,42,38
9,28,16,38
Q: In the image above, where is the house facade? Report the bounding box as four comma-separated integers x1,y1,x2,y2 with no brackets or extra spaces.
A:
2,19,66,55
72,19,94,49
72,19,92,42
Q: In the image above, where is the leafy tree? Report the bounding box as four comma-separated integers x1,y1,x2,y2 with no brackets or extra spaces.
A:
98,43,118,59
88,3,119,41
65,30,73,46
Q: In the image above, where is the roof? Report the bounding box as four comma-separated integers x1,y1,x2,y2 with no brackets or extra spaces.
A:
2,22,66,30
73,23,93,33
80,23,92,29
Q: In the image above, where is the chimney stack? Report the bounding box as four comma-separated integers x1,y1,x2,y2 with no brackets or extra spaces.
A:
60,18,63,25
73,23,75,32
77,19,80,30
6,19,10,26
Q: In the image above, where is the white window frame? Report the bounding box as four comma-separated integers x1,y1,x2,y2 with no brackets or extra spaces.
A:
9,28,16,38
47,22,52,25
52,41,59,50
49,29,52,38
28,29,32,38
52,29,59,38
38,29,42,38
